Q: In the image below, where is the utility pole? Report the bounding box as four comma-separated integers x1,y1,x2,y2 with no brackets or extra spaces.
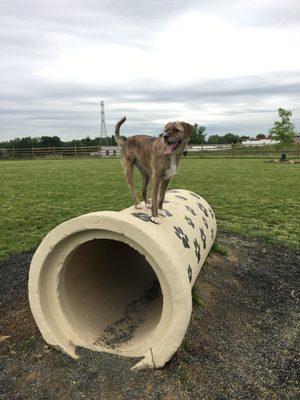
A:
100,101,107,145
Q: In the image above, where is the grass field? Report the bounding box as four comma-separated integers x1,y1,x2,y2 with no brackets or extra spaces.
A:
1,158,299,260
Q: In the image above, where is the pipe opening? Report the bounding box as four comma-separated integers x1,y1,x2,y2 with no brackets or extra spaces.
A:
59,238,163,353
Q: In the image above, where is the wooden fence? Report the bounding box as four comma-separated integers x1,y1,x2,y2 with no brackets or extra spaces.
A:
186,144,300,159
0,144,299,160
0,146,101,160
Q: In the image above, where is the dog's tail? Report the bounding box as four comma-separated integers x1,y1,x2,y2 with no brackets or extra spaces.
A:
115,116,126,146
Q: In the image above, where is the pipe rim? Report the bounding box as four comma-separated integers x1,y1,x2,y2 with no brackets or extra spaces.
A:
29,211,192,368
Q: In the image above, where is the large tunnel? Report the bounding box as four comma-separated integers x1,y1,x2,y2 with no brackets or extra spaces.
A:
29,189,217,369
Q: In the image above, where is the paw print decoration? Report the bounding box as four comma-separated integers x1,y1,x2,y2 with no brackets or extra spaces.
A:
163,209,173,217
208,208,215,219
197,202,209,217
175,195,188,201
193,239,201,263
202,216,208,229
131,212,150,222
184,215,195,229
189,192,201,200
187,265,192,283
200,228,207,249
174,226,190,249
185,205,196,216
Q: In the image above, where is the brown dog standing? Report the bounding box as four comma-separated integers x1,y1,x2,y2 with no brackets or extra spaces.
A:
115,117,194,224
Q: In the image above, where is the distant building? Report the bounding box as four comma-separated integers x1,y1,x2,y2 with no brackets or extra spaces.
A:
241,138,279,147
90,146,121,157
294,134,300,144
188,144,231,152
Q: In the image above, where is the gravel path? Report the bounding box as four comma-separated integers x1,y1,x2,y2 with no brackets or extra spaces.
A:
0,232,299,400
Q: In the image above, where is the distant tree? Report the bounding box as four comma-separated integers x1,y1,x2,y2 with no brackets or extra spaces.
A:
189,124,206,145
189,124,197,145
39,136,62,147
0,136,64,148
94,135,126,146
73,136,94,146
102,137,111,146
0,133,136,149
207,133,241,144
222,133,240,144
8,137,40,148
269,108,296,145
109,135,116,145
240,135,250,141
110,135,120,145
256,134,266,139
207,135,221,144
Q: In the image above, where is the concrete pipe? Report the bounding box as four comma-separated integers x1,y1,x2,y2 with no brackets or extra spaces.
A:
29,189,216,369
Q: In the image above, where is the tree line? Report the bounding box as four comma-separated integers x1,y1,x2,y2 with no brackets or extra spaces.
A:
0,108,297,148
191,108,297,145
0,131,265,148
0,135,125,149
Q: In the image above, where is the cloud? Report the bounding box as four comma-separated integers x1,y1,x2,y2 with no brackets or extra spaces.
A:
0,0,299,140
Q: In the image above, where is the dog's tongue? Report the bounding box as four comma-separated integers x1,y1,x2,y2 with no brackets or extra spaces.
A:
164,143,177,155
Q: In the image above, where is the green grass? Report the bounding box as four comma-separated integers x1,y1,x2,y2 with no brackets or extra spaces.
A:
0,158,299,260
211,242,229,256
192,288,203,307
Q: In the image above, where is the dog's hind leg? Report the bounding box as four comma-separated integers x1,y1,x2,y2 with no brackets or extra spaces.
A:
141,174,150,208
123,160,142,209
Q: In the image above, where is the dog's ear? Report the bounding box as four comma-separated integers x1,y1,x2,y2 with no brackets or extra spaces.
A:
180,122,194,137
164,122,172,132
175,121,184,132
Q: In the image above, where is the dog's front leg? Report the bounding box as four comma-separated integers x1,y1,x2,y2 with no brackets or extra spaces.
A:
150,172,160,224
158,178,170,213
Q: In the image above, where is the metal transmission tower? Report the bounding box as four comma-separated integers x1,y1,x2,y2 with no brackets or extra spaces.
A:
100,101,107,139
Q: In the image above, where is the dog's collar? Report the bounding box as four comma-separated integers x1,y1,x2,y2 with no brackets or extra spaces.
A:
175,147,186,155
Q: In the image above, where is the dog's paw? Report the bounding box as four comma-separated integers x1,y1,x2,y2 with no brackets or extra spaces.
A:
135,203,143,209
150,216,160,224
159,209,166,217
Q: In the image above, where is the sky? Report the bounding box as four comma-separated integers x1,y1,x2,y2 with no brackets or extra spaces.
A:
1,0,300,141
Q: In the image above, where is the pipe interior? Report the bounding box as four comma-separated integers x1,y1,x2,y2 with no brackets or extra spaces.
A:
59,239,163,352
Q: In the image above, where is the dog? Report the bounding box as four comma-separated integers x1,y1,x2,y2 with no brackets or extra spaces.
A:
115,117,194,224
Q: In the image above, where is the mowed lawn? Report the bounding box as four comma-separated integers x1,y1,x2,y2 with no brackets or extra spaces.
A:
0,158,299,260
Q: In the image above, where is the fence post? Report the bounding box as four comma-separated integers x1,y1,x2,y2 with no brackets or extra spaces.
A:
74,145,77,158
53,146,56,157
98,145,101,158
12,147,15,160
32,147,34,160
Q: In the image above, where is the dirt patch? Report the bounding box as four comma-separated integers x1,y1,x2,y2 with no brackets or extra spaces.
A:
0,232,299,400
94,282,160,349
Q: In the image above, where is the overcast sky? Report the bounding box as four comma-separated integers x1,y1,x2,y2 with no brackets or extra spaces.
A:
1,0,300,140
